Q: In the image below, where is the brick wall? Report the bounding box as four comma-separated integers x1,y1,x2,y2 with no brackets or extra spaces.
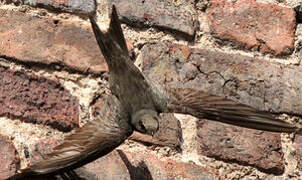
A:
1,0,302,179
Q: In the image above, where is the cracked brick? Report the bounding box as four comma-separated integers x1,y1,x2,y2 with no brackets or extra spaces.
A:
139,42,302,115
138,42,302,173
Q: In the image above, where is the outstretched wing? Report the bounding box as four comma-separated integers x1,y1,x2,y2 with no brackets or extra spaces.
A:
15,95,133,178
165,87,297,133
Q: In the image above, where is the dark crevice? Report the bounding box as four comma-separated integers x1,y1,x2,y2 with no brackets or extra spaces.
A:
53,19,60,25
197,68,227,86
117,150,153,180
89,94,102,107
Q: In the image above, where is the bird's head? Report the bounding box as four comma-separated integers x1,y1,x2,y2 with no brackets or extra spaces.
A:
131,109,159,136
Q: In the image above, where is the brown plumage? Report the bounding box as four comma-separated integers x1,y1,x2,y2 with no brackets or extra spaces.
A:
11,4,298,179
11,95,133,179
164,87,295,132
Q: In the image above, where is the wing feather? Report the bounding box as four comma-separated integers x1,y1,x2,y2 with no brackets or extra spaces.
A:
166,87,297,133
16,95,132,177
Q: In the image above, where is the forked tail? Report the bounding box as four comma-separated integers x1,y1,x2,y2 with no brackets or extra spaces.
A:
89,5,129,67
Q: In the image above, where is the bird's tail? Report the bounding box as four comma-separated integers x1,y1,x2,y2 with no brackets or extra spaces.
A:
89,5,130,67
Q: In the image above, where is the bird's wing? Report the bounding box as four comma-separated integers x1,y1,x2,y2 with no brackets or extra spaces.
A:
164,87,297,133
17,95,132,177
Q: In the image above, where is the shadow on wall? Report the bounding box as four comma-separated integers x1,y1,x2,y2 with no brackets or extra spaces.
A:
18,150,153,180
117,150,153,180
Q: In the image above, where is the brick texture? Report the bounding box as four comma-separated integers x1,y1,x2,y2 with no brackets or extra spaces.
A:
140,42,302,115
110,0,196,40
207,0,296,56
28,142,219,180
80,150,218,180
294,135,302,170
197,120,284,174
0,9,108,74
0,1,300,179
0,135,20,179
4,0,96,15
139,42,300,173
0,65,79,131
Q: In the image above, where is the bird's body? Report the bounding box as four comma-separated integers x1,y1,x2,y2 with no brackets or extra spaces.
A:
89,9,167,135
11,5,298,179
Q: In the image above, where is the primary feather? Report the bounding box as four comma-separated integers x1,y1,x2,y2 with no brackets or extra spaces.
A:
12,95,132,179
165,87,296,133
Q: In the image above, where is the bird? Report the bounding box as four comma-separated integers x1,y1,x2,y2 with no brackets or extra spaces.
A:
10,4,298,179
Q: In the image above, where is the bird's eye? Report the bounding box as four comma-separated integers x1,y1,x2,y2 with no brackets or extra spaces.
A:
139,120,146,132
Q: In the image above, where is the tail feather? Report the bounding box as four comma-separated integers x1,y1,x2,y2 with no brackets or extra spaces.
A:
108,5,128,54
89,5,129,64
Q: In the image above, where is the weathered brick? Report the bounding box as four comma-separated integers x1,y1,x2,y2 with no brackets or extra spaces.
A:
207,0,295,56
26,140,218,179
294,135,302,170
5,0,96,15
197,120,284,174
0,135,20,179
285,1,302,22
0,9,108,74
140,42,302,115
0,65,79,131
78,150,218,180
110,0,196,40
139,42,292,173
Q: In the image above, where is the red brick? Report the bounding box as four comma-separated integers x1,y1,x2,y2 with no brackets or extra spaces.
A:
207,0,295,55
197,120,284,175
294,135,302,170
0,9,108,74
4,0,96,15
140,42,302,116
0,66,79,131
110,0,196,40
26,139,217,179
0,135,20,179
79,150,218,179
